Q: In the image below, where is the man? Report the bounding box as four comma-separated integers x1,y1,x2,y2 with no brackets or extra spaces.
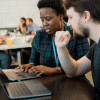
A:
26,18,40,35
55,0,100,99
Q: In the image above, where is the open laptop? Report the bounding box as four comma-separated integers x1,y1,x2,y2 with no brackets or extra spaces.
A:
0,69,41,81
0,79,52,99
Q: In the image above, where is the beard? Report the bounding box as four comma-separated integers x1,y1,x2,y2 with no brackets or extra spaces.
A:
73,26,89,40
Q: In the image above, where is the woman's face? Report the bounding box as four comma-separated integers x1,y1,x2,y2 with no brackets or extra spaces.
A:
40,7,63,35
20,19,25,24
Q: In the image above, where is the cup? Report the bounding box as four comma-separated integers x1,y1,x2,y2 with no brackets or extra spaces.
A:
8,40,12,46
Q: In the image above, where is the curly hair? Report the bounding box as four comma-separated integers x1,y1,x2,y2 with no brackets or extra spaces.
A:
37,0,65,16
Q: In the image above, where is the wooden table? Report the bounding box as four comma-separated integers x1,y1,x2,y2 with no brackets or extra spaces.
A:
0,74,96,100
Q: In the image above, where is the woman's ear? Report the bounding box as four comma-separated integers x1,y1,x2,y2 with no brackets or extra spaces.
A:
60,14,64,21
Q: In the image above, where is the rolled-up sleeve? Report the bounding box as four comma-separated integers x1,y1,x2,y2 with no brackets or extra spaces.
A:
28,45,40,65
28,32,40,65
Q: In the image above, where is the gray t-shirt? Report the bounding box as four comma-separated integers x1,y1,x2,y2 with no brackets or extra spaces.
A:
86,39,100,98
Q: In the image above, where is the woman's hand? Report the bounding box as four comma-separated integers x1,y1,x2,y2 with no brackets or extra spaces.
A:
55,31,71,48
15,64,34,73
19,23,23,28
28,65,54,76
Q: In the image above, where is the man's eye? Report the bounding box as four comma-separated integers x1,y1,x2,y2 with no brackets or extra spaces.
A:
68,17,72,19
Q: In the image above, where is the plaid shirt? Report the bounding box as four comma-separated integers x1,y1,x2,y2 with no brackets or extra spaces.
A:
29,23,90,70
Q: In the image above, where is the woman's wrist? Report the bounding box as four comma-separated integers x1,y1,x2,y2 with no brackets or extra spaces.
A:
52,67,62,74
29,64,35,68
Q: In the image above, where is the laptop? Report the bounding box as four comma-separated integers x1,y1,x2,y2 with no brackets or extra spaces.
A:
0,79,52,99
0,69,41,81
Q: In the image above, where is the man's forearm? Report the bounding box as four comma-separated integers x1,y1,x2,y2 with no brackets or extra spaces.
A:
57,47,77,77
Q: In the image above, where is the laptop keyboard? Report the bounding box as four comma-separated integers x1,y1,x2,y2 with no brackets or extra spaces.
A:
6,82,33,98
4,71,26,80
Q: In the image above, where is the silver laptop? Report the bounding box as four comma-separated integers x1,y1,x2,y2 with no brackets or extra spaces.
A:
0,68,41,81
0,79,52,99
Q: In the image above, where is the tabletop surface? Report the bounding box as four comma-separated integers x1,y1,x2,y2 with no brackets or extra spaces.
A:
0,42,32,50
0,35,33,50
0,74,96,100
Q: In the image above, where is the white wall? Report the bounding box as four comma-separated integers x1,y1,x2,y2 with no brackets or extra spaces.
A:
0,0,42,28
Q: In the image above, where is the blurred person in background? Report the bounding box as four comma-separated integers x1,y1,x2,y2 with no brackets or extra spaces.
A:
17,17,26,33
26,18,40,35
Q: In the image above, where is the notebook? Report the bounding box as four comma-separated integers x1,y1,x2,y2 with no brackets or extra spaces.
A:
0,68,41,81
0,79,52,99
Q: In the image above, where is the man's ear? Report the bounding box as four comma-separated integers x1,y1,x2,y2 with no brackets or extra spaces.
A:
84,11,91,23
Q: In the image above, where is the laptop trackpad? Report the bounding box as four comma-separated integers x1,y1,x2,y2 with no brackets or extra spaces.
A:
24,80,51,95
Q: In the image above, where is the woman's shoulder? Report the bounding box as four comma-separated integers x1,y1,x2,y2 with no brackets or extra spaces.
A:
36,28,48,36
33,28,48,42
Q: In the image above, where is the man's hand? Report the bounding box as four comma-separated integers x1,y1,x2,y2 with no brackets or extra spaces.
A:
26,32,29,35
28,65,54,76
15,64,34,73
31,32,36,36
55,31,71,48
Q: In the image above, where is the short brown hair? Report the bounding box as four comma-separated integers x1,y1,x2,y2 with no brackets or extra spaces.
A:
27,18,33,22
65,0,100,23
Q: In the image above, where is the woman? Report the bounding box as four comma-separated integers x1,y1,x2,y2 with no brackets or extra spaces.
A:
16,0,89,77
17,17,26,33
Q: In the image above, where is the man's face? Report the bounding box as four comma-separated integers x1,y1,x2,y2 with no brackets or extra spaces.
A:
26,19,31,26
67,7,89,40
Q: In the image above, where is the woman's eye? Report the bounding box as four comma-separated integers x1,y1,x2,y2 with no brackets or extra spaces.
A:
41,19,44,22
47,18,51,21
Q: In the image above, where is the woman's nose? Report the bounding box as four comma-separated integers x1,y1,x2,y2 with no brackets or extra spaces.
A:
43,20,48,26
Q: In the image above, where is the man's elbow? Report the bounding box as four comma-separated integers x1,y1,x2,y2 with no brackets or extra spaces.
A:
66,74,76,78
65,70,77,78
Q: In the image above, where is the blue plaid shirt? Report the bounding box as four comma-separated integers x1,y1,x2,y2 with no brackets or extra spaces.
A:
29,22,90,71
